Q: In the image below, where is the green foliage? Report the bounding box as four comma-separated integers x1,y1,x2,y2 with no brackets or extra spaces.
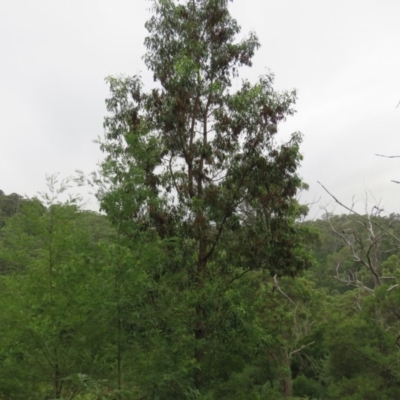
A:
0,178,124,398
3,189,400,398
7,1,400,399
96,0,313,397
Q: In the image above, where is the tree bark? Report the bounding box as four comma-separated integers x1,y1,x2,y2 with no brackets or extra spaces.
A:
194,236,207,388
280,352,293,398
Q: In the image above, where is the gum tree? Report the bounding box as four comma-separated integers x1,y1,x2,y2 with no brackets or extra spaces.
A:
99,0,313,393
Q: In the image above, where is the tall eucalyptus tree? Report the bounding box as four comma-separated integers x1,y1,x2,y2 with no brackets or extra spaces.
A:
99,0,313,393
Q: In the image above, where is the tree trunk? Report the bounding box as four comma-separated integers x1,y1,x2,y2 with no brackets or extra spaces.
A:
280,352,293,398
194,236,207,388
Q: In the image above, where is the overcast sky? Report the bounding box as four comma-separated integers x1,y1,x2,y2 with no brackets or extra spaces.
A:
1,0,399,217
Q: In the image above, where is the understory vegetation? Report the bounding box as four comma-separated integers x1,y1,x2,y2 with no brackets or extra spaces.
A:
3,185,400,400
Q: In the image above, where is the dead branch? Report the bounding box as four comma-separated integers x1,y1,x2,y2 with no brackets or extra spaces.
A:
375,154,400,158
334,259,375,294
324,206,382,288
333,264,375,294
273,274,295,304
289,341,315,357
318,182,400,244
387,284,399,293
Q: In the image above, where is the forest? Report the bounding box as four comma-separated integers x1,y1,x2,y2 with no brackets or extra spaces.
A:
2,1,400,399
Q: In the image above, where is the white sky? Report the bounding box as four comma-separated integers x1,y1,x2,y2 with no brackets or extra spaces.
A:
1,0,399,218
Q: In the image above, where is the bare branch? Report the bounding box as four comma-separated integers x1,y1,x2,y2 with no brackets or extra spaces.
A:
273,274,295,304
375,154,400,158
388,284,399,292
334,262,375,294
289,341,315,357
333,275,375,294
318,181,400,244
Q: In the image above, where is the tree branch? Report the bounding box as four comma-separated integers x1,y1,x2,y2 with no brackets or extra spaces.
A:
375,154,400,158
318,181,400,244
289,341,315,357
273,274,295,304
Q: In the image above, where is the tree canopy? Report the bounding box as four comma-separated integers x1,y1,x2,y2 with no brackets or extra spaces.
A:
98,0,313,393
